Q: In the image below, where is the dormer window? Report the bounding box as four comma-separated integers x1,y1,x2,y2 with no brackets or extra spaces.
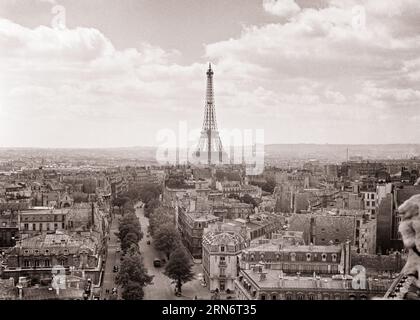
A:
321,253,327,262
306,253,311,262
332,254,337,262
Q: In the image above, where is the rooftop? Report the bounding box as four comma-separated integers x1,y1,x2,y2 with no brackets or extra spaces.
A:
240,268,393,291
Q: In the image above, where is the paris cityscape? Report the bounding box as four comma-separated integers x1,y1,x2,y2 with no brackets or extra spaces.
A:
0,0,420,304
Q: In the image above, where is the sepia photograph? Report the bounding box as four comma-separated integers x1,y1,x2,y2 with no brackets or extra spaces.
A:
0,0,419,312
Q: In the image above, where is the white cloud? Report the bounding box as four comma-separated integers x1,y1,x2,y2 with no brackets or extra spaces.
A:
1,0,420,146
263,0,300,18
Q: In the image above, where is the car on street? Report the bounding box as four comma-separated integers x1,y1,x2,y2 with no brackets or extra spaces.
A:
116,248,121,253
146,240,151,245
153,258,161,268
113,266,119,273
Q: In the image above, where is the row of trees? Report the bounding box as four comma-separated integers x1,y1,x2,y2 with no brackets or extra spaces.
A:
116,245,153,300
117,211,143,253
115,198,154,300
112,183,161,216
148,206,180,260
147,204,195,294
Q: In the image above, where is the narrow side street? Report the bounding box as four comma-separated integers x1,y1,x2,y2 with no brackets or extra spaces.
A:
100,215,121,300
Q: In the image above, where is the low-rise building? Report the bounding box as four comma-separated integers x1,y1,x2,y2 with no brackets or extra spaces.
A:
18,208,67,235
235,265,393,300
202,226,247,292
3,230,102,284
240,240,350,276
177,208,220,258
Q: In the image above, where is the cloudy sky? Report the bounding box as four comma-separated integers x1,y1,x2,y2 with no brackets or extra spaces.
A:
0,0,419,148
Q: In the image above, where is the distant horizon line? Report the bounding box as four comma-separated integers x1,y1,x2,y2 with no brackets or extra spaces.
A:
1,143,420,150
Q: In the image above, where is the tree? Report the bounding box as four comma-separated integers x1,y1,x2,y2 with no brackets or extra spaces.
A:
113,196,130,213
240,194,258,208
118,213,142,244
121,281,147,300
164,246,195,294
263,177,276,193
116,249,153,300
121,232,140,253
154,224,181,260
144,198,160,218
139,184,161,204
148,206,175,236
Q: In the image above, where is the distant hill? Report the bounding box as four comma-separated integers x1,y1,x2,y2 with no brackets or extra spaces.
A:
1,144,419,163
264,144,420,161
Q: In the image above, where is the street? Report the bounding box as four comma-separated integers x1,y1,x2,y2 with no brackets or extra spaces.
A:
100,215,121,300
135,205,211,300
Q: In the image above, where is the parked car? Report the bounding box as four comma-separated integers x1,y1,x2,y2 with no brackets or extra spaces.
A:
146,240,151,245
113,266,119,273
153,258,161,268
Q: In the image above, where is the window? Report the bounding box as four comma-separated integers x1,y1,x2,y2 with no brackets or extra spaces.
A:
221,246,225,252
372,201,375,206
332,254,337,262
62,223,65,229
23,260,30,268
306,253,311,262
24,223,29,231
366,201,370,206
260,294,266,300
54,223,58,230
297,294,304,300
309,294,315,300
321,253,327,262
32,223,36,231
371,194,374,200
272,295,277,300
34,260,39,267
44,260,50,267
46,224,50,231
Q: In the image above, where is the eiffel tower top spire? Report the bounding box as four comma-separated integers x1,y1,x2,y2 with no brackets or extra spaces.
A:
203,62,217,131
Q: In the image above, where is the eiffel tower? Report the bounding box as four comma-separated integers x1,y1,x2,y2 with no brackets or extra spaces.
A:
193,63,227,165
